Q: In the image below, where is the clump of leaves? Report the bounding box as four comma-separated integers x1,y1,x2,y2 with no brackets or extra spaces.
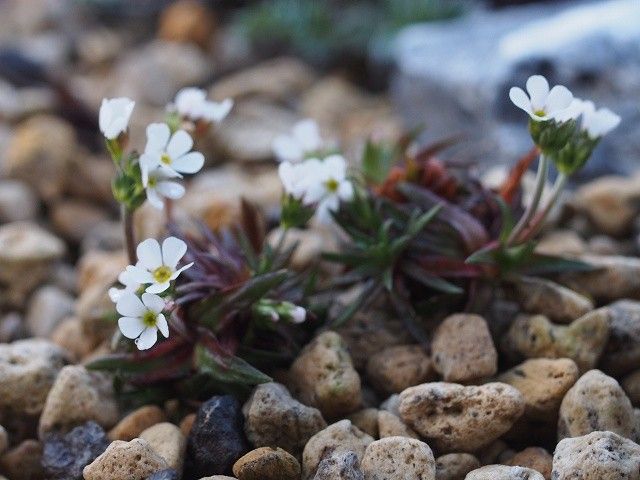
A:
87,202,312,404
327,137,591,340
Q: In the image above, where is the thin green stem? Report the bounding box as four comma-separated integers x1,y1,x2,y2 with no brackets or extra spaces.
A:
507,154,549,246
122,205,136,265
518,172,568,243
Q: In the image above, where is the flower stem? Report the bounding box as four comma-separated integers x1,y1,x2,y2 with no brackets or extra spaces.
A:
122,205,136,264
517,172,568,243
507,153,549,246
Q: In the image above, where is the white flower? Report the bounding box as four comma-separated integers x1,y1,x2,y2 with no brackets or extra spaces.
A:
144,167,185,210
108,269,141,303
116,292,169,350
302,155,354,221
273,119,323,163
140,123,204,181
290,305,306,324
553,98,587,123
278,160,314,199
509,75,573,122
174,87,233,123
580,100,620,139
99,97,135,140
126,237,193,293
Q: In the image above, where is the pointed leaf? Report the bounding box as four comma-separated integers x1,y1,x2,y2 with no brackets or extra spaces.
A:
195,343,272,386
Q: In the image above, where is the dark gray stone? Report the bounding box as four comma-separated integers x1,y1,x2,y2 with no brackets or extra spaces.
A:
146,469,179,480
186,395,249,477
42,421,109,480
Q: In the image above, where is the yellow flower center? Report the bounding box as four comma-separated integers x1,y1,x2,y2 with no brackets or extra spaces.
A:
160,153,172,165
325,178,339,193
534,109,546,117
153,265,172,283
142,310,157,327
148,177,157,188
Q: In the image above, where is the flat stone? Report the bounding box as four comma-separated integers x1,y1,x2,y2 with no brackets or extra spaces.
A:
302,420,373,479
83,438,169,480
465,465,544,480
0,180,38,222
399,382,524,452
242,382,326,456
366,345,435,394
25,285,74,338
498,358,579,421
599,300,640,376
558,369,635,441
289,331,362,420
140,422,186,473
431,314,498,383
552,431,640,479
38,365,119,438
505,447,552,480
0,439,45,480
360,436,435,480
377,411,419,439
232,447,300,480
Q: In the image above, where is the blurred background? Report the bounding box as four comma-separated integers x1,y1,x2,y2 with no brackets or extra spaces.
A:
0,0,638,255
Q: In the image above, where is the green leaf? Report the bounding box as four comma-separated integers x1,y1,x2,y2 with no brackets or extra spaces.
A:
389,290,429,344
361,140,398,184
496,196,515,243
402,262,464,294
86,353,167,374
466,243,499,265
520,253,595,276
195,343,272,386
331,280,382,327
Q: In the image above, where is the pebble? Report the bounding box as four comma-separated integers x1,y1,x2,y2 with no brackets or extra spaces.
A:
347,408,379,438
302,420,373,479
186,395,248,478
377,410,419,439
399,382,524,452
83,438,169,480
599,300,640,376
0,222,65,306
0,426,6,456
552,431,640,479
511,276,593,324
242,382,326,455
25,285,74,337
505,447,552,480
431,314,498,383
232,447,301,480
157,0,217,50
0,439,45,480
0,180,38,222
140,422,186,473
38,365,119,438
501,310,609,372
558,369,635,440
557,254,640,303
4,115,76,201
535,230,586,257
108,405,167,441
312,451,364,480
623,370,640,406
50,317,96,361
360,436,435,480
50,200,109,244
365,345,435,394
0,338,68,416
498,358,579,421
465,465,544,480
147,469,180,480
179,413,196,437
41,421,109,480
434,453,480,480
289,331,362,420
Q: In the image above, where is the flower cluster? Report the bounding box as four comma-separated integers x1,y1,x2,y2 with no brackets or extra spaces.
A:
275,120,354,226
100,89,232,212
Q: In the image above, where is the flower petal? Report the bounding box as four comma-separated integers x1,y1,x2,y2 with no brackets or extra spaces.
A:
146,281,171,294
146,187,165,210
509,87,531,114
145,123,171,153
141,292,166,314
170,262,193,280
526,75,549,111
273,135,303,163
135,327,158,350
156,181,185,200
584,107,620,138
338,180,354,201
323,154,347,180
293,119,322,152
162,236,188,268
139,153,160,186
116,292,146,317
545,85,573,114
166,130,193,159
137,238,163,270
156,314,169,338
118,316,146,339
171,152,204,174
125,264,154,284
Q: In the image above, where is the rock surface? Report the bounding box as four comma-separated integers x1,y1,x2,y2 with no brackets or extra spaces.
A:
108,405,167,441
465,465,544,480
140,422,186,473
243,382,326,456
289,331,362,419
399,382,524,452
431,314,498,383
360,436,435,480
552,431,640,479
365,344,435,394
434,453,480,480
232,447,301,480
82,438,169,480
599,300,640,376
312,451,364,480
505,447,552,480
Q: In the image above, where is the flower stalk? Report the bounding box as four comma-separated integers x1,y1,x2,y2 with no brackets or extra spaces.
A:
121,204,137,265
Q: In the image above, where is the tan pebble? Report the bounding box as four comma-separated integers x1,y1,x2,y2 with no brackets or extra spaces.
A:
465,465,544,480
232,447,300,480
366,344,435,394
180,413,196,437
0,440,45,480
82,438,168,480
140,422,186,473
506,447,552,480
361,436,435,480
435,453,480,480
377,410,419,439
108,405,167,441
347,408,379,438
